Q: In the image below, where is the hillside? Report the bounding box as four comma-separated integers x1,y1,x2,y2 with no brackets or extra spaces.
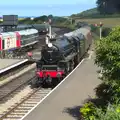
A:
71,7,120,19
71,8,99,17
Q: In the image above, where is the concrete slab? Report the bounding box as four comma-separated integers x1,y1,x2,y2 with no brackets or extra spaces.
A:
22,53,101,120
0,59,28,74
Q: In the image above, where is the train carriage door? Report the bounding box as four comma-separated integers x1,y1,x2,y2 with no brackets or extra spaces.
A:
9,32,16,49
0,34,2,58
16,32,21,47
3,33,10,50
13,32,17,48
0,34,2,50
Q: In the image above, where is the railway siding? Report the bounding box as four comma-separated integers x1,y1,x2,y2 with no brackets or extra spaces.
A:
0,63,36,87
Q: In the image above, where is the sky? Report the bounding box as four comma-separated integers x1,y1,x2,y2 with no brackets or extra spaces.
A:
0,0,97,17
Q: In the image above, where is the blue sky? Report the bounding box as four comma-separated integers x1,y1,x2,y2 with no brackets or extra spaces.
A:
0,0,97,17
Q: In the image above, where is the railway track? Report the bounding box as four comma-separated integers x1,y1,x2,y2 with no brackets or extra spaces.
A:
0,27,71,101
0,27,73,120
0,68,36,102
0,87,51,120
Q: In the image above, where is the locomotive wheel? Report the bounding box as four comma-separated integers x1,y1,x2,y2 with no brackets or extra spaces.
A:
31,77,40,88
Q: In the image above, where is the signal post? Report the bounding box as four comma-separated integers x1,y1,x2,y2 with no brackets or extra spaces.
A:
94,22,103,39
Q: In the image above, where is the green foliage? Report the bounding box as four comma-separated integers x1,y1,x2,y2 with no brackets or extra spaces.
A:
34,15,48,22
90,24,98,32
94,82,120,105
81,26,120,120
93,104,120,120
90,24,111,38
18,15,75,30
80,102,120,120
71,8,100,18
95,82,112,103
102,28,112,37
96,0,120,15
71,7,120,19
80,102,96,120
95,26,120,81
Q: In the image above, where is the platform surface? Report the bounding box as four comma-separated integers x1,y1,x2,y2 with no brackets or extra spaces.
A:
22,53,101,120
0,59,27,74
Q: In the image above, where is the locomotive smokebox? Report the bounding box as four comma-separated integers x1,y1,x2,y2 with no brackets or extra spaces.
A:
41,43,61,64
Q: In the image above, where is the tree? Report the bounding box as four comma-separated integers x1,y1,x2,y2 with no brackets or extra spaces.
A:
48,14,53,19
34,15,48,22
96,0,120,14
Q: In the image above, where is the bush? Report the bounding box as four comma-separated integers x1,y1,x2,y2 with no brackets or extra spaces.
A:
93,104,120,120
80,102,96,120
95,26,120,81
90,24,111,38
102,27,112,37
80,103,120,120
95,82,120,105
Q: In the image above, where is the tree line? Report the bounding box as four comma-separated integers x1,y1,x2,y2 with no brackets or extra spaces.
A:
96,0,120,14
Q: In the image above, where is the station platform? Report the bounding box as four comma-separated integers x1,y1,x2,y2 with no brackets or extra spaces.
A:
0,59,28,74
22,52,101,120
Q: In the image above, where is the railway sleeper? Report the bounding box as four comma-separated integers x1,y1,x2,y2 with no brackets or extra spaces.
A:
23,102,37,104
7,113,25,115
20,105,34,107
11,110,28,113
15,108,30,110
4,116,21,119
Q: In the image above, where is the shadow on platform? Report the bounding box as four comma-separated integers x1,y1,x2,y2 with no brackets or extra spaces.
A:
63,105,83,120
63,97,104,120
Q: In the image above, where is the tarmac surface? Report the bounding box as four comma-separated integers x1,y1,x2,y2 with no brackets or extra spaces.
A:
22,52,101,120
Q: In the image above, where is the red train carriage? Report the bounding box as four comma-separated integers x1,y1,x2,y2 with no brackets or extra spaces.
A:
0,35,2,50
0,32,21,58
0,28,39,58
15,32,21,48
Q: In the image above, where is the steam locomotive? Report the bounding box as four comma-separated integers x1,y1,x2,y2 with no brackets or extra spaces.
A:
31,26,92,87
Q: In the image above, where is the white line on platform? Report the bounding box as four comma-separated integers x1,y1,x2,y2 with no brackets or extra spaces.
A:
20,58,85,120
0,59,28,74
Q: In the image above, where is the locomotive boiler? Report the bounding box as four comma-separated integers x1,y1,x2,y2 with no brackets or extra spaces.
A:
31,26,92,87
41,36,76,64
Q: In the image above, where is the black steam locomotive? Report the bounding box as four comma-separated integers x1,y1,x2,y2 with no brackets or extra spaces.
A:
31,26,92,87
